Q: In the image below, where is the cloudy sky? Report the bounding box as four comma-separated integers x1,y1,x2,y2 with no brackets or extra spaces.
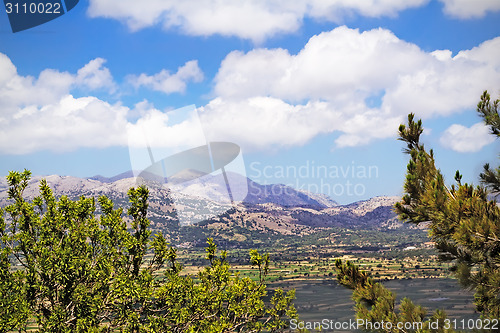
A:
0,0,499,204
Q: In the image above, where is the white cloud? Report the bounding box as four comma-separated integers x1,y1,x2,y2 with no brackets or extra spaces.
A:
76,58,116,92
0,53,204,155
197,96,404,151
439,0,500,18
0,55,116,114
333,112,403,148
0,53,17,85
128,60,203,94
127,107,206,149
215,27,500,110
87,0,428,42
385,37,500,118
199,97,341,150
0,93,204,155
0,95,129,154
440,123,495,152
2,25,500,155
207,26,500,150
215,27,428,102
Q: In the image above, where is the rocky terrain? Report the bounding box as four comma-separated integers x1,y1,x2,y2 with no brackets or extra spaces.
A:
0,172,408,246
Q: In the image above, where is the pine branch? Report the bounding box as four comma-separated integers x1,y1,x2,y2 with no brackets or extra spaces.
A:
477,90,500,137
480,163,500,195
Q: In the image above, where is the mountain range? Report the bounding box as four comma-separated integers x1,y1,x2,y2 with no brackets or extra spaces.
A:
0,171,409,246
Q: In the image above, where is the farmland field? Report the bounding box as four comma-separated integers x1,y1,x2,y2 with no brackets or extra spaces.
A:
270,278,478,330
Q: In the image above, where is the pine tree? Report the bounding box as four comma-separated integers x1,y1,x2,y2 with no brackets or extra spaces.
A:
395,91,500,318
478,90,500,194
335,91,500,332
335,259,453,332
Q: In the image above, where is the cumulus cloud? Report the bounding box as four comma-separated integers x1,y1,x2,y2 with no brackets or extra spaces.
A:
0,53,203,154
0,54,74,109
199,97,341,150
127,105,206,149
1,96,128,154
0,55,116,113
198,96,403,151
2,25,500,155
333,112,403,148
205,26,500,150
385,37,500,118
439,0,500,18
214,27,428,102
440,123,495,152
128,60,204,94
76,58,117,92
215,27,500,111
85,0,500,41
87,0,428,42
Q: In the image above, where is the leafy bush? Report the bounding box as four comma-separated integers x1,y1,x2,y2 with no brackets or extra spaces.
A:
0,170,297,332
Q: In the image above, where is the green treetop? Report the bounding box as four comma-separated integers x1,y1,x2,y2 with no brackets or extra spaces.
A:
395,91,500,318
0,170,297,332
335,91,500,332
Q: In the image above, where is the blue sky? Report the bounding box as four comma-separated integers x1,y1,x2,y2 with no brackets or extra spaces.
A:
0,0,499,204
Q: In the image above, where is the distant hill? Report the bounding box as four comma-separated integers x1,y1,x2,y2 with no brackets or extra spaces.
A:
89,170,137,183
87,170,339,209
167,170,339,209
0,172,412,247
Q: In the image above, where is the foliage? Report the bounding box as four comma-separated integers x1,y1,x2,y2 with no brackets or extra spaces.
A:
334,91,499,332
0,208,29,332
0,170,297,332
394,91,500,318
335,259,454,332
477,91,500,194
144,239,297,332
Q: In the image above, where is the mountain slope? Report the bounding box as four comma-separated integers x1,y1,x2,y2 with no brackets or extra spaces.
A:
0,173,404,242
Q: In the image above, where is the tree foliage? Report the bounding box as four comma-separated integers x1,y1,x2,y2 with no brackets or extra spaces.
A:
0,170,296,332
477,90,500,194
334,91,500,332
394,91,500,318
335,259,453,332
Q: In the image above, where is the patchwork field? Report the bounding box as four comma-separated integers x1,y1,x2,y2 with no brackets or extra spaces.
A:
268,278,478,332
